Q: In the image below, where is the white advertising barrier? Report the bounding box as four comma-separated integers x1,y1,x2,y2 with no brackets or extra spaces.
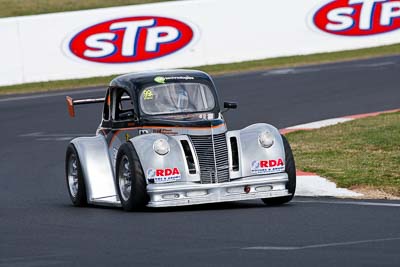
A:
1,0,400,86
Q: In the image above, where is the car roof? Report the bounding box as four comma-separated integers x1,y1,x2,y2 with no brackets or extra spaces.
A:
109,69,213,93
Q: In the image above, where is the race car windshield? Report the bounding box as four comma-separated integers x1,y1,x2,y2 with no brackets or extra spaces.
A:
140,83,216,115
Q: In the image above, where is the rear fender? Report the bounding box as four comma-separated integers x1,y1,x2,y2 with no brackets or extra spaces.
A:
71,135,118,204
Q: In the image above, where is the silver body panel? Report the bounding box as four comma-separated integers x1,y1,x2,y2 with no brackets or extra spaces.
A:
131,133,201,183
71,136,120,206
70,122,288,208
147,174,289,207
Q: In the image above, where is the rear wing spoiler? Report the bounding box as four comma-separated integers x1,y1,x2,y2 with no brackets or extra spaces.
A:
66,95,131,117
66,96,105,118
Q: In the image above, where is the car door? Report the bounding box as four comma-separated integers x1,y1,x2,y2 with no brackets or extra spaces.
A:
104,87,140,168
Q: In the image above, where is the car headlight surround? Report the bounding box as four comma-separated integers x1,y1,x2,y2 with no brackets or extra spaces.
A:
258,131,274,148
153,139,170,155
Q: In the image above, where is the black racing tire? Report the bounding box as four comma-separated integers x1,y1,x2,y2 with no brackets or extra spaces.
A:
115,142,149,211
65,144,87,207
262,135,296,205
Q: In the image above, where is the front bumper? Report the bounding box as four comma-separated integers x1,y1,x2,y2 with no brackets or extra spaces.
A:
146,173,289,207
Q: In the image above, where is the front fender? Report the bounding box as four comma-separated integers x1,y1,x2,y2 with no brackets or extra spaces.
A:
227,123,285,179
129,134,201,184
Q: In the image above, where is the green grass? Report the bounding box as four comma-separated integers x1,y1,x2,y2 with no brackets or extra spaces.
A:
2,42,400,95
0,0,172,18
286,112,400,196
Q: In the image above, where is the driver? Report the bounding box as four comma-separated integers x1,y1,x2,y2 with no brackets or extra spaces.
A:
142,84,191,114
173,84,189,110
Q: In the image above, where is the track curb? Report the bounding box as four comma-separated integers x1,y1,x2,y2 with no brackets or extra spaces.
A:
279,108,400,198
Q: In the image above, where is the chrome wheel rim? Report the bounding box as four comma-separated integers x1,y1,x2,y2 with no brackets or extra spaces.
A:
118,155,132,201
67,154,79,198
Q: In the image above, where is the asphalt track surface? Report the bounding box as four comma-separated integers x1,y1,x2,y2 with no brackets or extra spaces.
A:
1,56,400,266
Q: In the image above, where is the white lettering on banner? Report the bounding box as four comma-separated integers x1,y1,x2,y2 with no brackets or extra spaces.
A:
349,0,386,30
146,26,180,52
380,1,400,26
109,19,155,57
326,7,354,31
83,33,116,58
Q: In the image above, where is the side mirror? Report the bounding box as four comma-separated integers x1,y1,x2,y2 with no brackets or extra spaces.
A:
222,101,237,113
119,110,136,121
224,102,237,109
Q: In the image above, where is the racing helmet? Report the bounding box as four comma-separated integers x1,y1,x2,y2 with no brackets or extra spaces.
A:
174,85,189,110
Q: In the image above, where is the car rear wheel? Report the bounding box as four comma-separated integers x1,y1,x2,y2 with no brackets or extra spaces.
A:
65,144,87,206
262,135,296,205
116,142,149,211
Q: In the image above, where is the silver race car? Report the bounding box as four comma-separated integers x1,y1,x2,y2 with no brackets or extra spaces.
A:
65,70,296,211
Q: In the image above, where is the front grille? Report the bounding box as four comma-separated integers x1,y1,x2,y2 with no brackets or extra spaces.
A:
189,133,230,184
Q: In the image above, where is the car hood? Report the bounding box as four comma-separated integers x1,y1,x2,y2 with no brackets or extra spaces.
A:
140,117,227,136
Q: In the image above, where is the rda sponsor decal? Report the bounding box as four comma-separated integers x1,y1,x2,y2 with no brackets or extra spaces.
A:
251,159,285,175
68,16,194,63
313,0,400,36
147,168,181,183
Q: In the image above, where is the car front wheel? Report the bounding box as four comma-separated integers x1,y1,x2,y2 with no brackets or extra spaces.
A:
115,142,149,211
262,135,296,205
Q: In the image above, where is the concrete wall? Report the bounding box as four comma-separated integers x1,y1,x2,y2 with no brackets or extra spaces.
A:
1,0,400,86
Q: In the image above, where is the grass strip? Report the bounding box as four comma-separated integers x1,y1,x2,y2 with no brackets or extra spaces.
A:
1,43,400,95
0,0,172,18
286,112,400,196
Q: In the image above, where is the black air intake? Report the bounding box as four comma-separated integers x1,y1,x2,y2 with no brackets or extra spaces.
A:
230,137,239,171
180,140,196,174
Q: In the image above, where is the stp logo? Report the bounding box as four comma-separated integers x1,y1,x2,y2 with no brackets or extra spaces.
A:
313,0,400,36
68,16,194,63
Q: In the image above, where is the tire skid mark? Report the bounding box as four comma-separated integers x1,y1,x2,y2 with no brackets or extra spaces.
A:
242,236,400,251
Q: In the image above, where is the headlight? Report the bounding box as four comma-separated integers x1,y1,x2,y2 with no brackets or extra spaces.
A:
153,139,170,155
258,131,274,148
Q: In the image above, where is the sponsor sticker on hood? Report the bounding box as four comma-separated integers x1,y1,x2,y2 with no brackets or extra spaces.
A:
251,159,285,175
154,76,195,83
147,167,181,183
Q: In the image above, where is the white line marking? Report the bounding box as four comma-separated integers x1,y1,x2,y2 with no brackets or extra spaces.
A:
19,132,92,137
294,200,400,207
36,137,74,141
0,253,71,264
286,117,353,130
356,62,395,68
0,87,104,103
262,67,325,76
244,246,298,250
242,237,400,251
261,60,398,78
263,69,296,75
19,132,44,137
19,132,93,141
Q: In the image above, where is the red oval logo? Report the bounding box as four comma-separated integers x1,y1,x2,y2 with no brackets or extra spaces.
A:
313,0,400,36
69,16,194,63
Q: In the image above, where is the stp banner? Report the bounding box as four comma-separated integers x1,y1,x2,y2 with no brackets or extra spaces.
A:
1,0,400,86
